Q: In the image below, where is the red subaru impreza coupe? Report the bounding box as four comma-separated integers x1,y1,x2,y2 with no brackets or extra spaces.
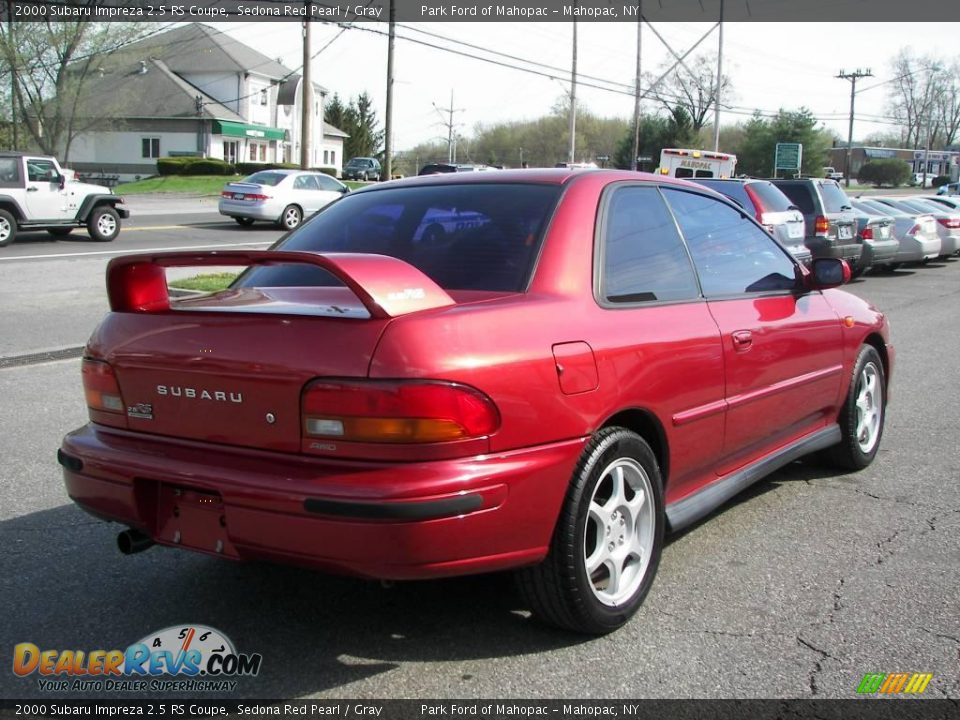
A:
59,169,892,634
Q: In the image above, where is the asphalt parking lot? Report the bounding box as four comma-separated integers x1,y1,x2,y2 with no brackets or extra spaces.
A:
0,221,957,700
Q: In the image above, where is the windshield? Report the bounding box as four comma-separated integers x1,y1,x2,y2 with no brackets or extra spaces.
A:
238,183,561,293
243,172,286,186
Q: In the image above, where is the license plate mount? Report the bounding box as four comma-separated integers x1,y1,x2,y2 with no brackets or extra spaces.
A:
156,484,239,559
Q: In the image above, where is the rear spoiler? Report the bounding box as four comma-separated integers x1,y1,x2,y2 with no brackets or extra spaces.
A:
106,250,456,319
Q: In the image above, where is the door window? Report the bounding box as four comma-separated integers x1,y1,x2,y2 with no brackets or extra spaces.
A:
663,188,797,297
293,175,320,191
598,186,699,304
26,159,57,183
316,175,344,192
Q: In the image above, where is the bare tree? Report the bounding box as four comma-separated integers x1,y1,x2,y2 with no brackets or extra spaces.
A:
887,49,948,149
934,59,960,148
0,21,148,160
644,53,733,133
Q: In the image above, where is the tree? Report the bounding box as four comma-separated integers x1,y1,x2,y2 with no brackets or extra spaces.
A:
734,108,833,177
612,107,697,170
857,159,911,187
645,53,733,133
325,92,384,161
0,21,149,160
887,49,948,149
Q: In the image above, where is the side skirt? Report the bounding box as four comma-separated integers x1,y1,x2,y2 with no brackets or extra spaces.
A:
665,424,841,532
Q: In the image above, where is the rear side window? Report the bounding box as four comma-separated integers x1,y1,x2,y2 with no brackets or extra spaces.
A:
238,184,560,293
818,181,852,213
746,181,795,212
695,181,750,209
0,158,21,188
775,183,815,215
663,189,797,297
599,186,699,304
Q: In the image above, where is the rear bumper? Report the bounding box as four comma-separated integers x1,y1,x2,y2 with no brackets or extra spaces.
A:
218,199,282,222
895,236,941,262
936,233,960,255
858,238,900,268
806,238,862,262
59,424,583,580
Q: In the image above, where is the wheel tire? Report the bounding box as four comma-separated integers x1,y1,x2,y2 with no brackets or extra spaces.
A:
234,217,255,227
826,345,886,471
48,227,73,238
0,209,17,247
87,206,120,242
516,427,665,635
361,172,369,182
277,205,302,231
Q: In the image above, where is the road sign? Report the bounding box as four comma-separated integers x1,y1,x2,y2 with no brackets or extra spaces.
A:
775,143,802,173
637,155,653,162
596,155,610,162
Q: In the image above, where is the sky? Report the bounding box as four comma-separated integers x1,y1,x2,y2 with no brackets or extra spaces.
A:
210,20,960,154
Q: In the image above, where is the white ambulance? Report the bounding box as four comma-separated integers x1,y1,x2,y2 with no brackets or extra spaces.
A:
657,148,737,179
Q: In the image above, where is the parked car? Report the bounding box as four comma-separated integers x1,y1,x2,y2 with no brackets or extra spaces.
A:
922,194,960,211
61,170,891,635
850,211,899,275
0,152,129,246
342,157,382,182
218,170,349,230
871,197,960,257
418,163,496,175
692,178,811,265
769,178,862,266
851,198,940,267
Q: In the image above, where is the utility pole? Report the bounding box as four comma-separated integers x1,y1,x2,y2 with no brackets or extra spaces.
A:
630,2,642,171
7,0,16,150
712,0,724,152
568,20,578,164
836,68,872,187
432,90,463,163
383,0,395,180
300,12,313,169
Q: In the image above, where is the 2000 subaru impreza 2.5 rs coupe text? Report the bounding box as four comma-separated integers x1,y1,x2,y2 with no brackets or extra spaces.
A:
59,169,892,635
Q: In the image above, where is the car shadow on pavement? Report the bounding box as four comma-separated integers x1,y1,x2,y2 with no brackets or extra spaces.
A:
0,504,589,699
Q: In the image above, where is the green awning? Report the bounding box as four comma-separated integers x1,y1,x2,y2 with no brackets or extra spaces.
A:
213,120,287,142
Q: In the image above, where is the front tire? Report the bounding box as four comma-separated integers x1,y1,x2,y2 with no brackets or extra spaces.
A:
87,206,120,242
826,345,886,470
516,427,665,634
0,209,17,247
277,205,302,231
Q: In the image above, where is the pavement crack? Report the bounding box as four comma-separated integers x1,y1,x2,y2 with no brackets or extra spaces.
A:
796,635,833,696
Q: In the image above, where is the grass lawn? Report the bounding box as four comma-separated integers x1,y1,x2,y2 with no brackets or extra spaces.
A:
168,272,239,292
116,175,368,195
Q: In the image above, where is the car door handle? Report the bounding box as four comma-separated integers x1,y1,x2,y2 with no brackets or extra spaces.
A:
26,187,38,192
732,330,753,351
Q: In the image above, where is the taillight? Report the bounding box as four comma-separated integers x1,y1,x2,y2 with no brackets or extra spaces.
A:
814,216,830,236
937,217,960,229
908,224,920,236
107,261,169,313
861,227,874,241
302,379,499,444
743,184,768,227
82,359,124,414
221,191,270,200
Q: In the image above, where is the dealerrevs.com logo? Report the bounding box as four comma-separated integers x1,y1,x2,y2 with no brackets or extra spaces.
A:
13,625,262,692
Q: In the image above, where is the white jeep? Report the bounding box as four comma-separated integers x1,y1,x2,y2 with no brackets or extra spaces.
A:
0,153,129,247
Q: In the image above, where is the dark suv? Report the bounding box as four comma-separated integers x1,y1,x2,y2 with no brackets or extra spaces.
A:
692,178,811,266
342,157,381,181
769,179,862,265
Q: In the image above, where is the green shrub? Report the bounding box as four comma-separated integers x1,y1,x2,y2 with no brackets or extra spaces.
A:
157,157,235,176
312,167,338,177
234,162,300,176
932,175,951,188
857,159,912,188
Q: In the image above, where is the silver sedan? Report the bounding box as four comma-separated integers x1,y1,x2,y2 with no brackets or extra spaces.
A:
219,170,349,230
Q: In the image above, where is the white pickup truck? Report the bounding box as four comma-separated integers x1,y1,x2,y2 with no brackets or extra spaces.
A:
0,152,129,247
823,167,844,181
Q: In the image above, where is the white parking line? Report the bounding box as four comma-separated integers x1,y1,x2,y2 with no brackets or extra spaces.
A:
0,241,274,262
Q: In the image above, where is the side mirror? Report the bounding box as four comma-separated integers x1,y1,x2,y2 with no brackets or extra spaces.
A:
339,186,349,194
58,174,66,190
807,258,851,290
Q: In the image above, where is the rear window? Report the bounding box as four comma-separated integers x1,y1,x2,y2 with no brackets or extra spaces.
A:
243,172,285,186
818,181,852,213
774,183,815,215
694,180,750,208
238,183,560,293
746,181,795,212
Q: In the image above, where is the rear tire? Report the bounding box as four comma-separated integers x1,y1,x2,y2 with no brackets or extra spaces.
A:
87,206,120,242
277,205,302,231
234,217,255,227
0,209,15,247
516,427,665,634
826,345,886,471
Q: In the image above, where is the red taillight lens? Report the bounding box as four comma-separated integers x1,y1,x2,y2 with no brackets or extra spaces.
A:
220,191,232,198
743,185,768,227
937,217,960,229
908,224,920,236
82,359,124,414
861,227,874,240
107,262,169,313
814,216,831,235
302,380,500,444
